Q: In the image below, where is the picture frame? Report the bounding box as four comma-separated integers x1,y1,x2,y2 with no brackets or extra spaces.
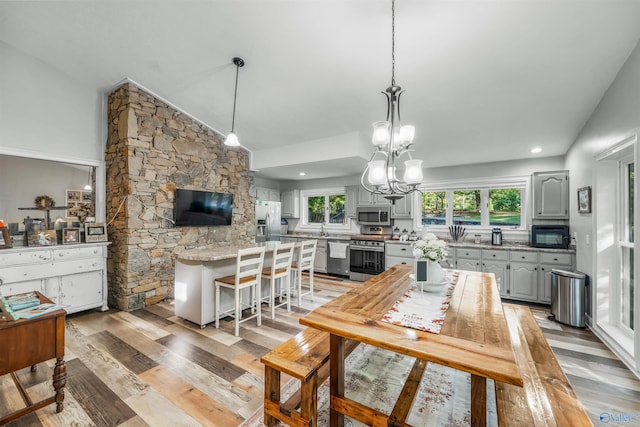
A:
62,228,80,245
0,227,12,249
577,186,591,214
27,230,58,246
84,223,108,242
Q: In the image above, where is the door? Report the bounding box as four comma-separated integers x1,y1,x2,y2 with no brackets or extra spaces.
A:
483,260,509,298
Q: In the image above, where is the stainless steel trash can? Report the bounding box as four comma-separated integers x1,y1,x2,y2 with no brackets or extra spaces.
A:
550,269,587,327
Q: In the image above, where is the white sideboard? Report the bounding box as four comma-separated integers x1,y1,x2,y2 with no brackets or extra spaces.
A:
0,242,109,314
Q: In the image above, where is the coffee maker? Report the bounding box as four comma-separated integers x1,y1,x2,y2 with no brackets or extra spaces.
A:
491,228,503,246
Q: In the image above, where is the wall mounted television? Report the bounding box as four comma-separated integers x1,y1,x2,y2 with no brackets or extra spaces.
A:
174,189,233,226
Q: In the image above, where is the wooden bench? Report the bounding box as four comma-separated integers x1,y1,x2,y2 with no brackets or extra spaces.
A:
497,303,592,426
260,327,357,427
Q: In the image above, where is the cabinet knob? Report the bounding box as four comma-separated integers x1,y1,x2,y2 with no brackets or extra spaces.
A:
521,256,525,259
492,254,496,257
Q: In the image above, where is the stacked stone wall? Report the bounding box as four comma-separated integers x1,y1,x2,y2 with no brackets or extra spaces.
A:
105,82,254,311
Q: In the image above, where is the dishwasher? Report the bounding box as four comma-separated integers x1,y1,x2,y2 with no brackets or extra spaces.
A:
327,239,350,276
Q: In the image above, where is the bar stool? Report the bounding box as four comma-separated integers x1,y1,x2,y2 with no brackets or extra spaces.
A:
291,239,317,305
261,242,296,319
214,246,266,336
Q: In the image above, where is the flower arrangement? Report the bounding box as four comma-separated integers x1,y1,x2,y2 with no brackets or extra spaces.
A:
412,233,448,262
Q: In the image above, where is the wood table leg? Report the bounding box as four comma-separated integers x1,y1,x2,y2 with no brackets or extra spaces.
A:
263,366,280,426
470,374,486,427
52,357,66,413
329,334,345,427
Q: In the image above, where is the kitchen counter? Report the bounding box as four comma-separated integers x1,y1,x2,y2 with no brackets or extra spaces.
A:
284,233,352,241
176,241,298,262
386,239,575,254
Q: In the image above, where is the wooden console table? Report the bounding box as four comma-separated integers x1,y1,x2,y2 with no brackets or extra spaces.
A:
0,292,66,424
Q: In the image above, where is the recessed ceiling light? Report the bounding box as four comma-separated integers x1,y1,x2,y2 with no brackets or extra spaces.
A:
299,172,306,176
530,147,542,154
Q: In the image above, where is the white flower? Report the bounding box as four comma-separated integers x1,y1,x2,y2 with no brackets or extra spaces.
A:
412,235,448,262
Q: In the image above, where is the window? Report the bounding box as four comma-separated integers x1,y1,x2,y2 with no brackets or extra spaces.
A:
621,160,634,331
418,180,525,229
301,189,347,227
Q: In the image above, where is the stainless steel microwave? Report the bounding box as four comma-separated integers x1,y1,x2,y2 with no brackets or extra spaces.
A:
530,225,570,249
356,206,392,225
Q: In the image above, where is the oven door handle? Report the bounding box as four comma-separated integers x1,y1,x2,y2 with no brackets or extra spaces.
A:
350,246,384,252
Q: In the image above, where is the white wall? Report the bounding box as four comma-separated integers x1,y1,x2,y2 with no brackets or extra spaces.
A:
0,42,105,162
565,39,640,375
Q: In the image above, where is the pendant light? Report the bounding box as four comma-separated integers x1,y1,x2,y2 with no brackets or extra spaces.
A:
224,57,245,147
360,0,423,202
83,166,92,191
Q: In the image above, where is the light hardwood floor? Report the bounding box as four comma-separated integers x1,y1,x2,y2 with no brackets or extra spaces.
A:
1,274,639,426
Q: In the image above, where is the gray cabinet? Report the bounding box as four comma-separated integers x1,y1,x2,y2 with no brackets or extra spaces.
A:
281,189,300,218
256,187,280,202
481,249,509,298
508,251,538,302
314,239,327,274
538,252,574,304
455,248,481,271
346,185,359,217
533,171,569,219
357,186,388,206
385,242,414,270
391,195,412,219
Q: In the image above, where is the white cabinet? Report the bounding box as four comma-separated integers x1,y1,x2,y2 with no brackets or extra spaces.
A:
533,171,569,219
345,185,359,217
508,251,538,302
281,189,300,218
356,186,388,206
256,187,280,202
0,243,109,314
314,239,327,273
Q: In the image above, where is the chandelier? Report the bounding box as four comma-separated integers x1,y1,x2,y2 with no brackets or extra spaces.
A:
360,0,423,202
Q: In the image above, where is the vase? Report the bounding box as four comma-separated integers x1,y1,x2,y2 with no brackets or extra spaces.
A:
427,260,445,283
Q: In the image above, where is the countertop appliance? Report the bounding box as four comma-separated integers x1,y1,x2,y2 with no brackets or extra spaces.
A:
491,228,503,246
530,224,570,249
349,226,392,281
327,239,350,277
255,200,281,242
356,206,392,226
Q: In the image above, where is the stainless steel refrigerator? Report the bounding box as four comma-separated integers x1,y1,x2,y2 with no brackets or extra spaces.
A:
255,200,281,242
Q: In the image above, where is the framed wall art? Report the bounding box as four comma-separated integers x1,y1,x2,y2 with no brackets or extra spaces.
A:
84,223,108,242
27,230,58,246
577,186,591,214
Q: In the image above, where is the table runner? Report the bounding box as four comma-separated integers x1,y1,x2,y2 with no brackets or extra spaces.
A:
381,273,458,334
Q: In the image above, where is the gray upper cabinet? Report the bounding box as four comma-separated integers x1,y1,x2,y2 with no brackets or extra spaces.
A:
532,171,569,219
346,185,359,217
281,189,300,218
391,195,412,219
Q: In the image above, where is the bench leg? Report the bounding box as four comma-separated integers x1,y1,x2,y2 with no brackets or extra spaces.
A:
300,373,318,427
264,366,280,427
471,374,486,427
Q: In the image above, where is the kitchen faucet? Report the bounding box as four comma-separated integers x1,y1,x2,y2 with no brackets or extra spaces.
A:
321,222,328,236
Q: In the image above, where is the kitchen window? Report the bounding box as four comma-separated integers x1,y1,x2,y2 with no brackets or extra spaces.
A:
301,188,348,228
418,178,526,229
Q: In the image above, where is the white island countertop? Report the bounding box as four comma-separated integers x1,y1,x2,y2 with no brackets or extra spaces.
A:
176,241,297,262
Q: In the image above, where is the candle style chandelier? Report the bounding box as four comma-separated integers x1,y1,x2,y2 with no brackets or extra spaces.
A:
360,0,423,202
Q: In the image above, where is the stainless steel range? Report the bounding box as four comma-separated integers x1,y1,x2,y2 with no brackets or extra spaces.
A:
349,226,392,281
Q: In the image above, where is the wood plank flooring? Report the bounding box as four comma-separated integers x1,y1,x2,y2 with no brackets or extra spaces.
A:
1,274,639,426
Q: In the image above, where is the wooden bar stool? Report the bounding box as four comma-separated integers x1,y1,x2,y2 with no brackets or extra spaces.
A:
261,242,296,319
214,246,266,336
291,239,317,305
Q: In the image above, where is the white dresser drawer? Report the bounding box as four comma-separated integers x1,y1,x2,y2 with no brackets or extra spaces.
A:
0,263,58,283
510,251,538,263
0,250,52,266
54,245,104,261
540,252,573,265
51,257,104,276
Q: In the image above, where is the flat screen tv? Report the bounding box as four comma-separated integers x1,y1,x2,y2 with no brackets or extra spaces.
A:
174,189,233,226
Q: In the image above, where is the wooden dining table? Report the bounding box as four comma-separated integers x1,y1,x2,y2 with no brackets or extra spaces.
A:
299,264,523,427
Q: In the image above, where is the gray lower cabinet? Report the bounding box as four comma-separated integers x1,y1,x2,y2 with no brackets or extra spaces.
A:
481,250,509,298
455,248,481,271
385,242,414,269
454,246,574,304
314,239,327,273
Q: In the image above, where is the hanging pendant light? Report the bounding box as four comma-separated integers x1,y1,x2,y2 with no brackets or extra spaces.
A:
83,166,93,191
361,0,423,202
224,57,245,147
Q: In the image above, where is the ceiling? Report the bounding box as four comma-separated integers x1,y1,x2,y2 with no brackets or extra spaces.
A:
2,0,640,181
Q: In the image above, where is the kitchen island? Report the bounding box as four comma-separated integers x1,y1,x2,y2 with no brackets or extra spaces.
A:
174,241,299,328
